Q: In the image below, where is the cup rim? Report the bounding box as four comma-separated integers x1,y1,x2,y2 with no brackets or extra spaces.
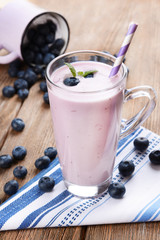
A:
46,50,128,94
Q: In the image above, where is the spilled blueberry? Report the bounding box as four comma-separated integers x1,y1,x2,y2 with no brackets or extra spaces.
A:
17,70,25,78
44,147,57,160
12,146,27,161
133,137,149,152
108,182,126,199
40,81,47,92
24,68,37,87
0,155,13,168
118,160,135,177
11,118,25,132
9,59,22,69
43,53,55,65
14,79,28,92
43,92,49,104
38,176,55,192
149,150,160,165
17,89,29,100
13,166,27,179
33,65,44,75
35,156,51,170
4,180,19,196
2,86,15,98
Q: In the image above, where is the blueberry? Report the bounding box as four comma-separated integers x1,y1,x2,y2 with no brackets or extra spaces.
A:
46,33,55,44
9,59,22,69
17,89,29,100
33,65,44,74
63,77,80,86
27,28,37,41
38,176,55,192
17,70,25,78
29,43,40,53
0,155,13,168
133,137,149,152
118,160,135,177
11,118,25,132
47,20,57,33
44,147,57,160
108,182,126,199
23,49,35,63
4,180,19,196
49,48,60,57
149,150,160,165
43,53,55,65
24,68,37,87
41,45,49,54
37,23,50,35
52,38,65,51
8,67,19,78
84,73,94,78
35,156,51,170
43,92,49,104
41,70,45,79
13,166,27,179
12,146,27,161
2,86,15,98
40,81,47,92
34,53,43,65
35,34,45,47
14,79,28,92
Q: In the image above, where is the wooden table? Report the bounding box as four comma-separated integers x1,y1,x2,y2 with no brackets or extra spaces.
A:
0,0,160,239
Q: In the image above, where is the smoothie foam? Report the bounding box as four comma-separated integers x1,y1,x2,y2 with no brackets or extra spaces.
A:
48,61,124,186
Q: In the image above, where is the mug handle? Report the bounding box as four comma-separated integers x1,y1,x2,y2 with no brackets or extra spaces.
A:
120,85,156,139
0,45,19,64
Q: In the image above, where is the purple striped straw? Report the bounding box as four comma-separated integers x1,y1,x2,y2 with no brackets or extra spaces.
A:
109,22,138,78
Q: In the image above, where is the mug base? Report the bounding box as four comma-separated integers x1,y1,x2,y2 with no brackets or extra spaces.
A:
64,178,111,198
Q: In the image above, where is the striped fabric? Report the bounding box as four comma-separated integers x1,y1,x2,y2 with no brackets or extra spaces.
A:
0,126,160,231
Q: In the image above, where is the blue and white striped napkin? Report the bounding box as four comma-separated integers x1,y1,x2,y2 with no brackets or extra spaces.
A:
0,126,160,231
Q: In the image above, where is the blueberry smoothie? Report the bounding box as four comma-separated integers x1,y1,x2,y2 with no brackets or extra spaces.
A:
47,59,125,189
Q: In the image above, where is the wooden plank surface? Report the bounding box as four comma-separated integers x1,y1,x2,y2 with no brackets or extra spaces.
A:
0,0,160,239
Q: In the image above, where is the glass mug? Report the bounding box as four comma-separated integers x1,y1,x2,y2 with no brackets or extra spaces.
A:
46,50,156,198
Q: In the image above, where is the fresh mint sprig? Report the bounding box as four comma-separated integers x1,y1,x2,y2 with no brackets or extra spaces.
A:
65,62,97,78
65,63,77,77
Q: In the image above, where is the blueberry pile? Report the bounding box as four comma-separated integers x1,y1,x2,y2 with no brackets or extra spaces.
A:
22,20,65,66
2,19,65,104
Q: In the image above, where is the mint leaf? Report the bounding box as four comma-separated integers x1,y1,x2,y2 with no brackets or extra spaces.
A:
65,63,77,77
83,70,98,77
77,71,84,76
